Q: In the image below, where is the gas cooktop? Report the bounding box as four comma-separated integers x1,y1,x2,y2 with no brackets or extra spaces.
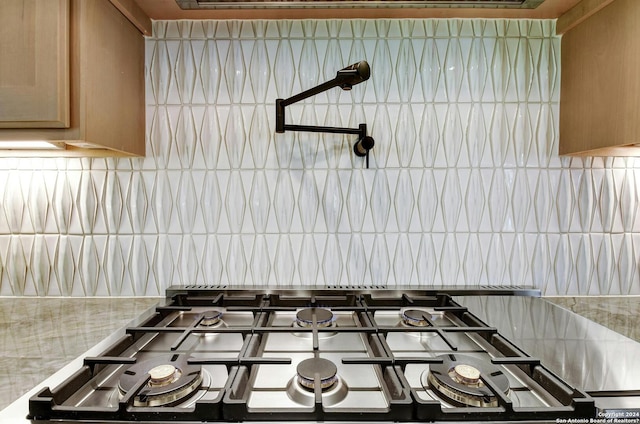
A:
6,287,639,423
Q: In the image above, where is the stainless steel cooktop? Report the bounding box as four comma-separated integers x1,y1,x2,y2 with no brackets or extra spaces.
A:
2,286,639,423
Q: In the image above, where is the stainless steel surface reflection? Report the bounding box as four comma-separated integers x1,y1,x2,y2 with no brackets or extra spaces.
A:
3,293,637,423
458,296,640,392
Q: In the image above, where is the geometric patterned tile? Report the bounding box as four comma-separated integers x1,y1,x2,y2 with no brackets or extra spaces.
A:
0,19,638,294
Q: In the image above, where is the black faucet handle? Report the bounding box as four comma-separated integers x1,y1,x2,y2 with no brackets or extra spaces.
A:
354,136,374,157
354,135,375,168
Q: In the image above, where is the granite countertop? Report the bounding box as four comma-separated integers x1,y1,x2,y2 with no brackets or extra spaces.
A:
0,295,638,413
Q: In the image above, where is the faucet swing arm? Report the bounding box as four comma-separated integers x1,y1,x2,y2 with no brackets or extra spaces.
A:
275,61,375,168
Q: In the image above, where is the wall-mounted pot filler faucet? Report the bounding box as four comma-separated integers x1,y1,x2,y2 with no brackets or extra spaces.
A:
275,61,375,168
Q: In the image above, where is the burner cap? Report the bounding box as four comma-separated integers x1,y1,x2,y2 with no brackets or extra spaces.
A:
200,309,223,326
402,309,429,327
452,364,481,385
424,354,510,407
148,364,178,386
119,355,203,407
296,357,338,390
296,308,334,328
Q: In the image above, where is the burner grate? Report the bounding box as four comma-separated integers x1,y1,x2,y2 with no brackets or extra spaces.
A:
29,290,596,423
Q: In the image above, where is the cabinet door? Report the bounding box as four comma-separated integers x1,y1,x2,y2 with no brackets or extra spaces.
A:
76,0,145,155
560,0,640,155
0,0,69,128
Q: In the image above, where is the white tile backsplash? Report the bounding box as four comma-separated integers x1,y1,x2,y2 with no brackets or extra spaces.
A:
1,19,640,296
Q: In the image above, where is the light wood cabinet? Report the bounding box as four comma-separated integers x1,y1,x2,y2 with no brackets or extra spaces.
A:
560,0,640,156
0,0,145,157
0,0,69,128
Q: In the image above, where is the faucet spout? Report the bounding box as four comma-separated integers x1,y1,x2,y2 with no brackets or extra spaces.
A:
335,61,371,90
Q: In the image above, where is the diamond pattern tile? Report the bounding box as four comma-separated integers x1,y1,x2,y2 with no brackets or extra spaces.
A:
1,19,640,295
251,234,271,285
322,234,342,285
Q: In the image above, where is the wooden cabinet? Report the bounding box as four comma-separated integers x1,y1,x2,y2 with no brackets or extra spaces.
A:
0,0,146,157
0,0,69,128
560,0,640,156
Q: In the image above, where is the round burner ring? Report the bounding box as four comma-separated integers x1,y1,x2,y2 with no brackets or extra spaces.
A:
200,309,223,327
118,355,203,407
296,357,338,390
295,308,334,328
423,354,510,407
402,309,430,327
286,366,348,407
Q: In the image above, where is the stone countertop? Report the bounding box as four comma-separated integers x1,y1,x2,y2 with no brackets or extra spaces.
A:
0,297,160,412
0,295,639,412
545,296,640,342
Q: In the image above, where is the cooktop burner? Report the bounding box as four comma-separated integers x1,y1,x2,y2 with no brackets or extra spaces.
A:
118,355,205,407
402,309,430,327
199,309,223,327
284,357,350,408
295,307,335,328
424,354,510,407
296,357,339,390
